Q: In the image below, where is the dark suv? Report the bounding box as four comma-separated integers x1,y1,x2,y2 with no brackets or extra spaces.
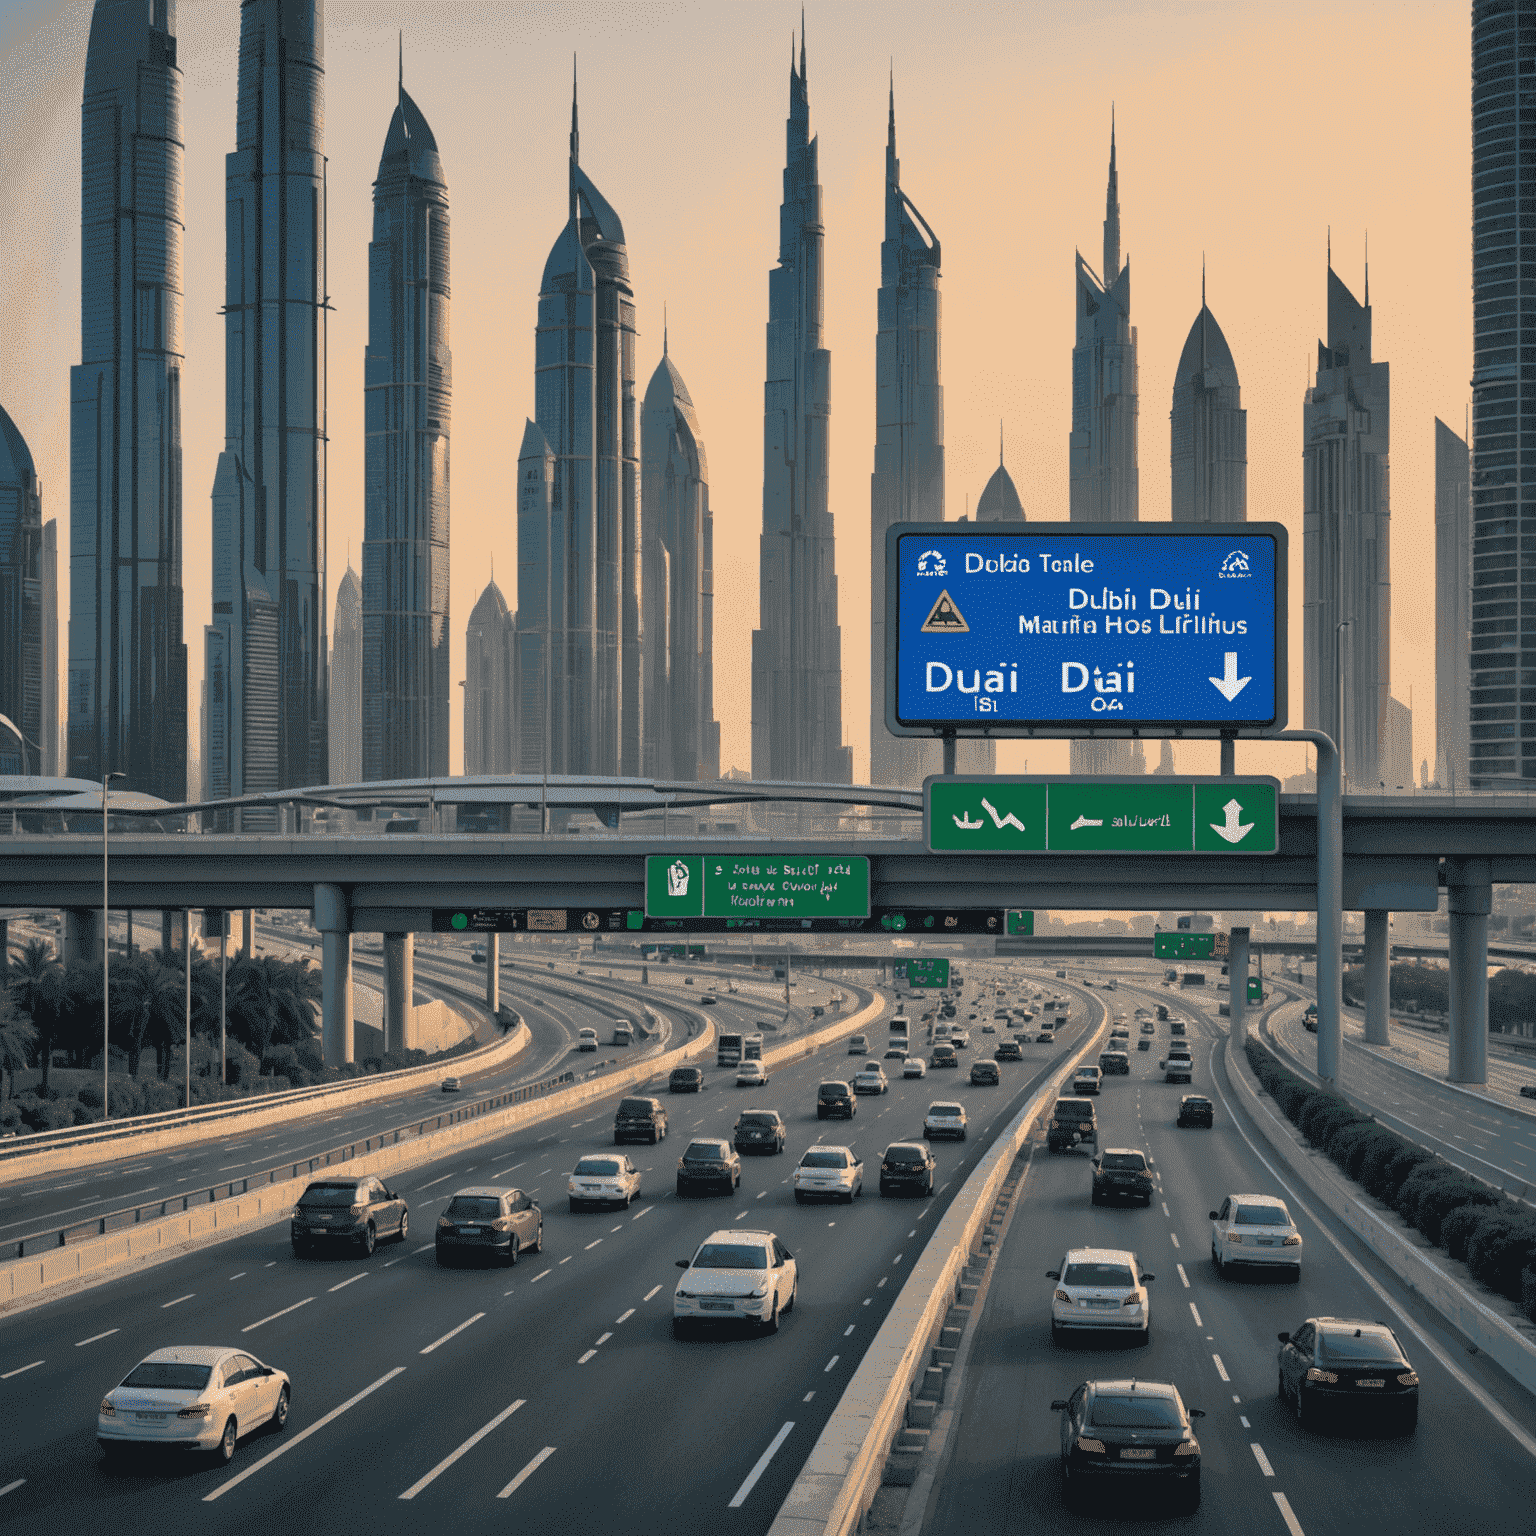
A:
1090,1148,1154,1206
676,1138,742,1196
435,1186,542,1267
614,1096,669,1144
1176,1095,1214,1129
291,1176,409,1258
733,1109,787,1155
879,1142,936,1197
669,1066,705,1094
816,1081,857,1120
1047,1097,1098,1152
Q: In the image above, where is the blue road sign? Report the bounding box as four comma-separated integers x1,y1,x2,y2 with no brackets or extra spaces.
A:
885,522,1287,736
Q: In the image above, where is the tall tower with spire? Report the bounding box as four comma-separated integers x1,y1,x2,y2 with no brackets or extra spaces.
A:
361,50,451,782
519,63,639,778
328,563,361,785
752,20,852,785
1170,269,1247,522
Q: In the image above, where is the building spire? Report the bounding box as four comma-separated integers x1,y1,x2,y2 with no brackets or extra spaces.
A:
888,63,895,153
1364,229,1369,306
1103,106,1121,282
398,31,403,105
569,55,579,227
1201,255,1207,370
999,419,1005,467
800,5,807,79
663,301,668,356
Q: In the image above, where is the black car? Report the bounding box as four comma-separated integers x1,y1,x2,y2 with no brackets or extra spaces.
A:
1051,1379,1204,1513
669,1066,705,1094
1520,1083,1536,1100
1136,1038,1152,1052
435,1186,542,1267
879,1142,936,1197
970,1060,1000,1086
1047,1097,1098,1152
614,1096,669,1144
291,1175,409,1258
733,1109,787,1155
1176,1095,1214,1128
994,1040,1023,1062
1091,1148,1154,1206
816,1080,857,1119
1276,1317,1418,1433
676,1138,741,1196
931,1043,959,1069
1099,1050,1130,1075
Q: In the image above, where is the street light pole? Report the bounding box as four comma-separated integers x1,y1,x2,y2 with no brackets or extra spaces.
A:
101,769,125,1117
1334,619,1351,789
184,907,192,1108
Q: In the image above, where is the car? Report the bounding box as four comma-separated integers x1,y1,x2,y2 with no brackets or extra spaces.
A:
1098,1050,1130,1075
291,1175,409,1257
1276,1317,1418,1432
98,1346,291,1465
1035,1029,1055,1044
1522,1083,1536,1100
811,1005,826,1018
614,1095,668,1144
568,1155,642,1212
950,1030,971,1049
733,1109,787,1155
669,1066,705,1093
981,1023,996,1035
438,1186,543,1263
1050,1379,1203,1513
471,947,486,964
879,1141,936,1197
676,1138,741,1196
612,1021,635,1046
854,1065,889,1095
440,1077,462,1092
793,1144,865,1203
816,1080,857,1119
1136,1038,1152,1052
1167,1040,1192,1059
673,1229,797,1337
993,1009,1012,1020
1047,1246,1154,1345
1140,1019,1156,1035
883,1046,907,1061
1047,1097,1098,1152
970,1060,1000,1086
1091,1148,1154,1206
848,1034,870,1055
1176,1095,1214,1128
577,1028,599,1052
924,1101,968,1140
1161,1057,1193,1084
700,993,718,1005
1210,1194,1303,1279
1109,1027,1131,1042
1072,1066,1102,1096
684,977,694,985
931,1042,959,1069
736,1061,771,1087
903,1056,927,1079
995,1039,1023,1062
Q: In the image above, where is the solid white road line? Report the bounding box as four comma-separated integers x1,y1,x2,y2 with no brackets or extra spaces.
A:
420,1313,485,1355
162,1293,195,1308
1273,1491,1306,1535
1212,1354,1230,1381
399,1400,526,1499
728,1421,795,1508
497,1446,556,1499
1251,1442,1275,1477
242,1297,314,1333
205,1366,406,1502
1188,1303,1202,1326
0,1480,23,1497
0,1362,42,1380
75,1330,119,1347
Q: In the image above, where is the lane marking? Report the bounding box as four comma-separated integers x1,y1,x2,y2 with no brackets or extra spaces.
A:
615,1309,635,1325
843,1324,856,1336
728,1421,795,1509
242,1297,314,1333
1189,1303,1203,1326
1273,1492,1307,1536
643,1285,662,1301
412,1244,435,1255
1240,1415,1251,1429
594,1332,613,1347
1212,1354,1230,1381
1251,1442,1275,1477
530,1269,552,1284
632,1206,653,1220
420,1313,485,1355
415,1174,454,1191
803,1391,815,1402
0,1480,23,1498
584,1240,603,1251
824,1355,839,1372
498,1446,557,1499
162,1293,195,1308
1176,1264,1189,1288
1162,1201,1171,1216
229,1273,247,1281
1168,1233,1180,1249
559,1256,572,1265
577,1349,598,1364
399,1400,526,1499
328,1274,367,1293
877,1277,887,1288
0,1362,43,1380
894,1253,904,1264
205,1366,406,1501
75,1330,119,1347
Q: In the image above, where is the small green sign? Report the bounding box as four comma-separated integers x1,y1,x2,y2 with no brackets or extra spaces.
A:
1192,782,1279,853
1247,976,1263,1003
927,780,1047,851
645,855,871,919
1154,932,1215,959
1006,909,1035,936
1047,781,1193,852
905,958,951,988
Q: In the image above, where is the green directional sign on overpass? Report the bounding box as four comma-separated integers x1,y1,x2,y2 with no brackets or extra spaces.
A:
1153,931,1231,959
903,958,951,988
645,854,871,920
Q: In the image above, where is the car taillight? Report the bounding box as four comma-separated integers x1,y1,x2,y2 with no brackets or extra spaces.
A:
178,1403,213,1419
1173,1440,1199,1457
1397,1372,1419,1387
1305,1367,1338,1384
1121,1294,1141,1307
1074,1436,1106,1454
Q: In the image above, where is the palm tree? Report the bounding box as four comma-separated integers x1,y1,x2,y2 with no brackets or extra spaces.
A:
112,956,185,1079
8,940,62,1093
0,993,37,1100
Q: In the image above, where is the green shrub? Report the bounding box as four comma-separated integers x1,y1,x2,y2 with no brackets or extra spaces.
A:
1466,1214,1536,1304
1358,1133,1412,1199
1380,1145,1434,1202
15,1094,74,1132
1397,1167,1499,1245
1522,1266,1536,1325
1346,1127,1401,1183
1442,1204,1491,1263
1274,1080,1311,1121
70,1102,97,1125
1299,1097,1360,1149
1325,1121,1377,1172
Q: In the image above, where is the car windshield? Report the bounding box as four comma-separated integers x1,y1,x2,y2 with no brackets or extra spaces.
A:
300,1184,361,1207
819,1085,849,1097
672,1070,699,1080
1183,1099,1211,1110
574,1159,621,1177
446,1196,503,1218
1234,1204,1287,1226
929,1105,962,1118
739,1113,779,1127
801,1150,849,1168
1102,1153,1146,1170
1063,1262,1135,1288
1320,1328,1402,1362
692,1243,769,1270
121,1362,213,1391
885,1147,924,1163
618,1100,655,1115
684,1143,725,1161
1088,1395,1184,1429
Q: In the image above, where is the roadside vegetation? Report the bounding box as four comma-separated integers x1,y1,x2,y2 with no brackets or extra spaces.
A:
1340,960,1536,1033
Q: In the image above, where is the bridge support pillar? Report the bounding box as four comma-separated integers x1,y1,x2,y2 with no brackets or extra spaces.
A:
313,884,354,1068
63,908,100,968
384,933,415,1054
242,908,254,960
1446,859,1491,1086
485,933,500,1012
1228,927,1250,1051
1363,910,1390,1046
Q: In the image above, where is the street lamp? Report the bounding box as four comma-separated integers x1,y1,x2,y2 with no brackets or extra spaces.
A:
102,769,126,1118
1334,620,1351,788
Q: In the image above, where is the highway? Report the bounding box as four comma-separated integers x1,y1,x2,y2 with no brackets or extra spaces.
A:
923,972,1536,1536
0,966,1098,1535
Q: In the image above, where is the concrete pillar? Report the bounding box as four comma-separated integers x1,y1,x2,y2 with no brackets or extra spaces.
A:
0,917,7,970
63,908,100,968
1446,858,1491,1086
384,933,415,1054
485,933,500,1012
161,910,174,953
1228,927,1250,1051
1363,910,1390,1046
313,884,353,1068
242,907,254,960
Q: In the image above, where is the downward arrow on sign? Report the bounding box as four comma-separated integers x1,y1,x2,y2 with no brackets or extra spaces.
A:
1211,799,1254,844
1208,652,1251,701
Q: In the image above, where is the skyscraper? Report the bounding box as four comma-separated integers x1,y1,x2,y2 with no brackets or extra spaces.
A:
974,446,1025,522
69,0,186,798
328,564,361,785
464,578,516,775
0,402,47,774
362,60,451,782
1435,417,1471,790
206,0,328,815
1469,2,1534,784
519,71,639,778
1303,262,1391,788
1170,278,1247,522
752,27,852,785
39,520,57,774
1383,695,1413,791
641,336,720,781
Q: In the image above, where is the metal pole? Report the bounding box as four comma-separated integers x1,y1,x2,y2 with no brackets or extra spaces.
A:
219,925,227,1088
184,908,192,1107
942,730,956,777
102,771,108,1117
1229,926,1250,1052
1219,734,1235,776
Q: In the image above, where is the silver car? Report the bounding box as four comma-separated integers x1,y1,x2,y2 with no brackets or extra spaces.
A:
792,1145,864,1203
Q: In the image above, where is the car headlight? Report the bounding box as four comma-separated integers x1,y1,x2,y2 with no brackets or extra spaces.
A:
1397,1372,1419,1387
1226,1232,1242,1243
1074,1436,1106,1454
748,1286,768,1299
676,1289,694,1300
1054,1289,1070,1303
99,1398,115,1417
1305,1367,1338,1384
177,1403,213,1419
1173,1439,1199,1457
1283,1233,1302,1246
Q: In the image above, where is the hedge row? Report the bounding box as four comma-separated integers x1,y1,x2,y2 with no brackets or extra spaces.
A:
1244,1039,1536,1323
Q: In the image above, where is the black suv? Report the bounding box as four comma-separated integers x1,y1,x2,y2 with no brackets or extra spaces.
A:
816,1081,857,1120
669,1066,705,1094
676,1138,742,1196
1047,1097,1098,1152
733,1109,787,1155
1176,1095,1214,1128
970,1060,1000,1086
291,1176,409,1257
1090,1148,1154,1206
879,1142,936,1197
1098,1049,1130,1075
614,1096,669,1144
994,1039,1023,1062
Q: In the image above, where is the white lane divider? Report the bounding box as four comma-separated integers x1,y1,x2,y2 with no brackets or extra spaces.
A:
420,1313,485,1355
1176,1264,1189,1288
615,1309,635,1325
1161,1202,1171,1216
498,1446,556,1499
75,1330,119,1347
229,1273,247,1282
242,1297,313,1333
399,1400,525,1499
205,1366,406,1502
416,1173,454,1191
577,1349,598,1365
843,1324,855,1337
1188,1303,1202,1326
632,1206,653,1220
824,1356,839,1372
728,1421,795,1509
1272,1491,1306,1535
0,1479,23,1498
584,1240,603,1251
1212,1354,1230,1382
162,1293,195,1308
328,1274,367,1293
1168,1233,1181,1249
642,1284,662,1301
1239,1416,1250,1429
1250,1443,1275,1477
0,1362,42,1380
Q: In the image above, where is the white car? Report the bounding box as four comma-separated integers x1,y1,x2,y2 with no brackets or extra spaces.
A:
1047,1246,1154,1344
848,1035,869,1055
567,1153,642,1212
903,1056,927,1079
793,1145,864,1203
736,1061,770,1087
924,1101,967,1140
673,1229,797,1335
1209,1194,1303,1279
853,1066,888,1095
577,1028,598,1052
98,1346,289,1464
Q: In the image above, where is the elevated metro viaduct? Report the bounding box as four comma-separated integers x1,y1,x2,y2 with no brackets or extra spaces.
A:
4,792,1535,1087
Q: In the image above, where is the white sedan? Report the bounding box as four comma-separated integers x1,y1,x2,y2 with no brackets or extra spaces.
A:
924,1102,968,1140
673,1229,797,1336
853,1066,888,1095
736,1061,770,1087
793,1145,864,1203
903,1056,927,1079
567,1154,643,1212
1209,1194,1303,1279
98,1346,289,1464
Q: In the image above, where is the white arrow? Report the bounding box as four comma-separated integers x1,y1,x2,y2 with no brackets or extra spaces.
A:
1208,652,1251,701
1210,798,1254,844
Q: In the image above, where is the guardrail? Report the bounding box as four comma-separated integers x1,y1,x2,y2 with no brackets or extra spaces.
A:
9,1070,577,1261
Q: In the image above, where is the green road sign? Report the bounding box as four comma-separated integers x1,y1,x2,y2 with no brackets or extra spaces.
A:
1006,909,1035,935
1153,931,1232,960
904,958,951,988
1247,976,1263,1002
925,776,1278,854
645,855,871,920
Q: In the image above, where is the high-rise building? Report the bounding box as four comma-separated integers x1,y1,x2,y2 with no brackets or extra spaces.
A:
1303,262,1391,789
641,336,720,781
751,28,852,786
974,446,1024,522
206,0,328,816
328,565,361,785
1469,2,1534,784
518,72,639,778
0,402,47,774
1383,695,1413,791
1435,417,1470,790
39,519,57,775
362,62,451,782
464,579,516,775
68,0,186,798
1170,278,1247,522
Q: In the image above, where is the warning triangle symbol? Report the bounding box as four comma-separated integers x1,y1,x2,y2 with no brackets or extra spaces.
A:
920,589,970,634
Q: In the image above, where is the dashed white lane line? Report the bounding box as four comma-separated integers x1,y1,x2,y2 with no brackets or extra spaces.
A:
0,1362,43,1380
843,1324,856,1336
803,1391,815,1403
411,1243,435,1256
205,1367,406,1502
615,1309,635,1325
242,1297,314,1334
593,1332,612,1347
559,1256,572,1265
632,1206,653,1220
1188,1303,1202,1326
328,1274,367,1293
420,1313,485,1355
894,1253,904,1264
1176,1264,1189,1288
756,1191,768,1199
1251,1443,1275,1477
728,1421,795,1509
1161,1201,1171,1216
1168,1233,1181,1249
877,1277,888,1288
824,1355,840,1372
0,1480,24,1498
416,1173,454,1191
529,1269,552,1284
643,1284,662,1301
584,1240,603,1251
1212,1354,1230,1382
75,1329,119,1347
1273,1492,1306,1536
577,1349,598,1365
399,1399,526,1500
229,1273,247,1281
1239,1415,1251,1429
162,1293,195,1308
498,1446,557,1499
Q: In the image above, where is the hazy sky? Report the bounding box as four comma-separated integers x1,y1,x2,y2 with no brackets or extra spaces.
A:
0,0,1469,786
